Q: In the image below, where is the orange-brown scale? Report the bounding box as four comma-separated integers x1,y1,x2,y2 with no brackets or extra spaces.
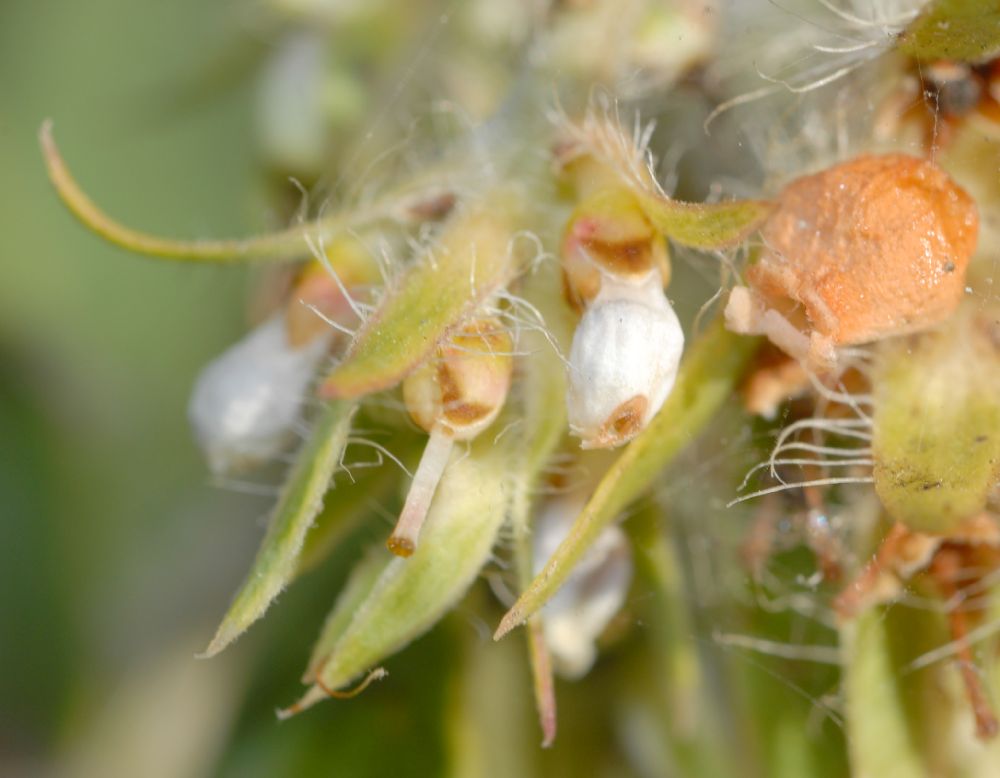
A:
285,244,380,347
752,153,978,347
285,266,350,347
739,342,810,418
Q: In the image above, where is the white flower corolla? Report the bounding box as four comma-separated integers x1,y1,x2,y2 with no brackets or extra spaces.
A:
188,312,331,475
566,272,684,448
533,496,633,680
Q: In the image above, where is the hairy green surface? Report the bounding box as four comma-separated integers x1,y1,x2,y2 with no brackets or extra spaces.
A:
289,431,512,710
292,266,572,713
320,196,523,398
203,400,356,657
873,309,1000,534
639,194,772,250
899,0,1000,63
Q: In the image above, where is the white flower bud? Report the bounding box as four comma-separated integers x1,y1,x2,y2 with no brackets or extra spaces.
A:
566,272,684,448
533,496,633,680
401,317,514,441
188,313,330,474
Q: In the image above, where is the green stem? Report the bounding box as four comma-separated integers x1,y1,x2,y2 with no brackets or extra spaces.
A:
40,120,398,263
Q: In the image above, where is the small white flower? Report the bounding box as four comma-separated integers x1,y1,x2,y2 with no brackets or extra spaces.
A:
188,312,331,474
566,272,684,448
256,32,330,176
533,496,633,679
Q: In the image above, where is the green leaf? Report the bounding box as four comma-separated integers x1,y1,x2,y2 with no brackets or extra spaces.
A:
873,307,1000,534
496,322,759,638
201,400,356,657
638,193,772,250
898,0,1000,63
320,196,523,398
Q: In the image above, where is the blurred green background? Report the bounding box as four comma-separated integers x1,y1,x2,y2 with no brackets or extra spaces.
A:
1,1,286,774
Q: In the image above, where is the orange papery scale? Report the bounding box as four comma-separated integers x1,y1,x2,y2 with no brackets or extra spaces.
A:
730,154,978,369
755,154,977,346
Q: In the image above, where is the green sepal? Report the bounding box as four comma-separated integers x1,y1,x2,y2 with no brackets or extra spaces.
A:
201,400,356,657
873,308,1000,534
320,195,523,398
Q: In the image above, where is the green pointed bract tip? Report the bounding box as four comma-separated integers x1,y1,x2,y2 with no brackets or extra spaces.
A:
898,0,1000,63
873,306,1000,535
319,194,524,399
200,400,357,658
495,323,760,639
638,193,772,251
280,425,513,716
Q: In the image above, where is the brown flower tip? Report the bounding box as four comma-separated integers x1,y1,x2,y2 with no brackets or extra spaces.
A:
582,394,648,450
738,344,810,419
385,535,415,558
403,317,514,440
560,188,669,310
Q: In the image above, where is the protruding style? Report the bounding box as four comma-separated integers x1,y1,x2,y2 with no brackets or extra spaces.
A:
388,318,514,556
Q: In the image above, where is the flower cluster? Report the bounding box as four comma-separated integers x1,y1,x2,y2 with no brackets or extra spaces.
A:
42,0,1000,771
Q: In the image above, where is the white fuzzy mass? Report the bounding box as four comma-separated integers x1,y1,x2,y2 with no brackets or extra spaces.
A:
566,273,684,447
188,312,330,474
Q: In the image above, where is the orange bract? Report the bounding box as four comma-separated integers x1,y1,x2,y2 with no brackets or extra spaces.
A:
753,153,978,349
